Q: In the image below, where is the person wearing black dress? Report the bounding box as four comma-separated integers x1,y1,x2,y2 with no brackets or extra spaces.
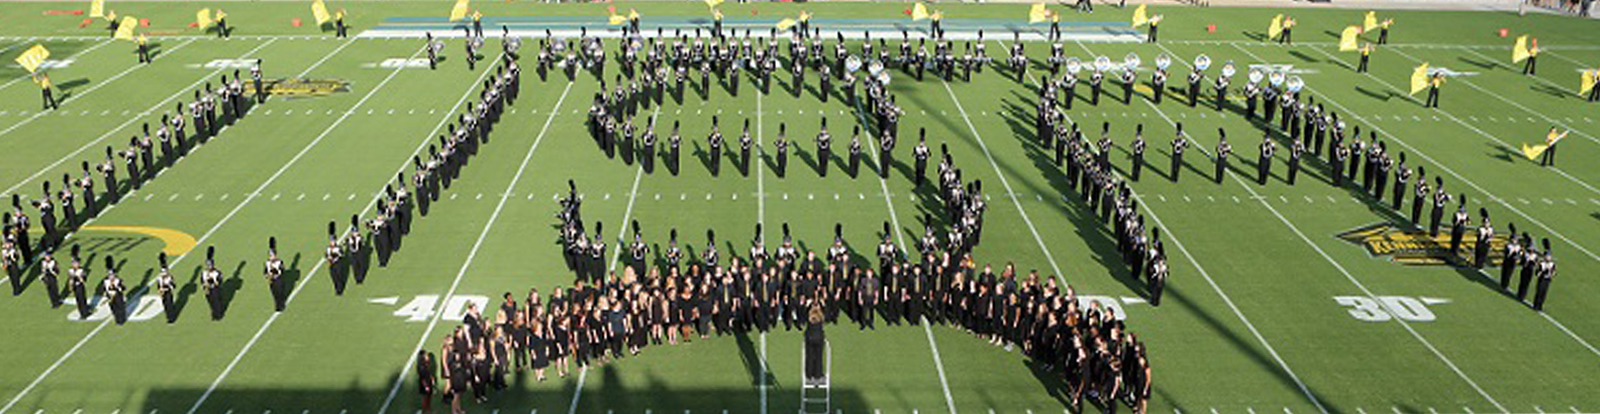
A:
417,349,437,413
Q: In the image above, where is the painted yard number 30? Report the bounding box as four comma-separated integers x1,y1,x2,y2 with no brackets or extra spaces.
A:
1334,296,1442,322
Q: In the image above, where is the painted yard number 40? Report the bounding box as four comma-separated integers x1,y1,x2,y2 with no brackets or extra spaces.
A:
393,295,490,322
1335,296,1446,322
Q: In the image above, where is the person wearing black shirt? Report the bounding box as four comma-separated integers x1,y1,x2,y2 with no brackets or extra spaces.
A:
804,305,826,384
1130,125,1145,181
1170,124,1188,183
417,348,438,413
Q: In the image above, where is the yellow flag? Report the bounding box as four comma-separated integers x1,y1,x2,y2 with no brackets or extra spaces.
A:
1339,26,1361,51
608,14,626,25
775,18,797,30
1409,63,1429,95
1512,35,1530,63
1582,70,1597,95
449,0,469,21
197,8,213,29
1363,11,1377,31
14,44,49,74
704,0,723,8
89,0,104,18
1028,3,1049,23
1520,143,1548,160
912,2,929,20
1131,4,1149,27
116,16,137,40
1268,14,1283,39
312,0,330,25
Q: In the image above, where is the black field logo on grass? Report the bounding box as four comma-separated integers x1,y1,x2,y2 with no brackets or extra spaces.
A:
247,78,351,99
1337,223,1506,266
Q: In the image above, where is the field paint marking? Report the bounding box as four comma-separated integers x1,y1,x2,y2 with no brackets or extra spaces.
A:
756,81,768,414
0,39,296,414
1264,44,1600,359
568,368,588,414
1080,39,1335,414
0,39,278,198
183,45,457,414
377,80,574,414
1224,43,1508,414
1367,47,1600,196
0,39,113,93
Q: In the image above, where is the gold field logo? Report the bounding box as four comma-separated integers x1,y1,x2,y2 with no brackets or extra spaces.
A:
1337,223,1507,266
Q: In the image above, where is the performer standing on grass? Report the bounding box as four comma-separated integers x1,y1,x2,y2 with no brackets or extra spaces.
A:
265,237,286,312
69,246,90,319
156,253,177,322
1170,124,1188,183
1214,129,1231,184
1474,209,1493,269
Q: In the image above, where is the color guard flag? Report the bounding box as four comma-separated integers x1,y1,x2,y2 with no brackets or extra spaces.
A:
1029,2,1049,23
1268,14,1283,39
1363,11,1378,31
1131,4,1149,27
14,44,49,74
775,18,796,30
1512,35,1530,63
449,0,469,21
1409,63,1429,95
1521,130,1565,160
1581,69,1597,95
912,2,929,20
196,8,213,29
89,0,104,18
312,0,330,25
1521,143,1548,160
116,15,137,39
704,0,723,7
608,14,626,25
1339,26,1361,51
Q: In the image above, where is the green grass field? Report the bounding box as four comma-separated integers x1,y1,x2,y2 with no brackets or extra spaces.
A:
2,1,1600,414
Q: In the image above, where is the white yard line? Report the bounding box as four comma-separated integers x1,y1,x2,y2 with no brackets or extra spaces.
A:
0,39,114,93
1415,47,1600,148
376,80,576,414
1345,46,1600,196
1224,158,1509,413
1282,45,1600,361
1279,45,1600,264
0,39,275,414
20,39,198,121
184,47,495,414
755,82,768,414
1160,42,1510,412
0,39,278,198
4,37,392,414
1042,39,1340,413
853,67,957,414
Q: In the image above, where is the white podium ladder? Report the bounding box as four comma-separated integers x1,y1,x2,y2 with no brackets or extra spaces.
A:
800,340,832,414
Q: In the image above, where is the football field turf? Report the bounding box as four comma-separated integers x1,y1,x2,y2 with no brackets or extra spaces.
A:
2,2,1600,413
